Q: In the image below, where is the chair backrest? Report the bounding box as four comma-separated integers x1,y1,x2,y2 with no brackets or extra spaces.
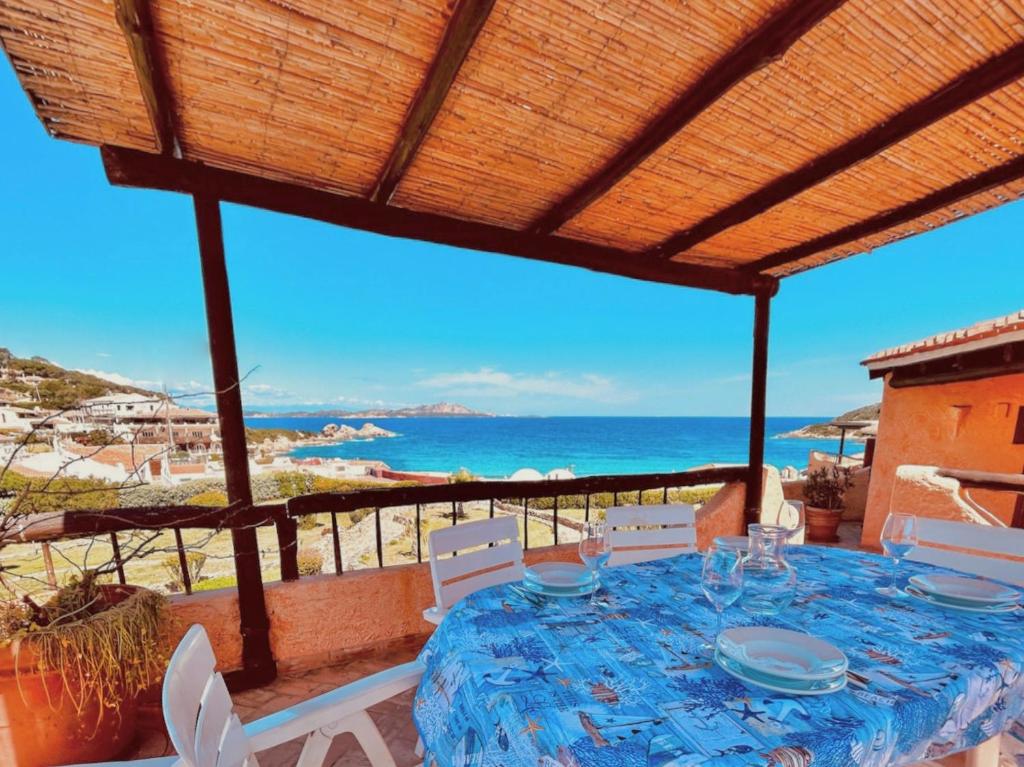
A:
907,518,1024,586
428,516,524,611
763,500,805,544
606,504,696,566
164,625,257,767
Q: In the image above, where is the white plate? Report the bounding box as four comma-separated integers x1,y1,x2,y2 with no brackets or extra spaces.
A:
908,574,1020,606
906,586,1020,614
521,576,599,598
524,562,595,590
714,651,847,696
716,627,848,681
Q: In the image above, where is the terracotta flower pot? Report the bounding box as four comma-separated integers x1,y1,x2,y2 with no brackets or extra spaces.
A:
0,585,143,767
805,505,843,543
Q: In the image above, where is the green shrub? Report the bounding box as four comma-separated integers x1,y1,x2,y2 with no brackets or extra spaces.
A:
505,486,722,510
185,490,228,507
296,548,323,577
297,514,319,531
0,472,118,513
161,551,207,591
192,574,237,592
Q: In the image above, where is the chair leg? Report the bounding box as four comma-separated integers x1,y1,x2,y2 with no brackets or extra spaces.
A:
296,729,334,767
345,710,398,767
964,735,1001,767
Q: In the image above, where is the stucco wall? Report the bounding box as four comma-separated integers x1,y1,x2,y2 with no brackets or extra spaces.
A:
862,372,1024,548
167,480,748,673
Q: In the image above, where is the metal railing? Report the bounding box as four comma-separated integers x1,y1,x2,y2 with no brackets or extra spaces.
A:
3,466,747,594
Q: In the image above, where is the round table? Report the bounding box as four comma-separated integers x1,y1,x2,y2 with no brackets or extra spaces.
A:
413,546,1024,766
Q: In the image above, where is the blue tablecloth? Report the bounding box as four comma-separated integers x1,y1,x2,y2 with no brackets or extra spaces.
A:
413,546,1024,767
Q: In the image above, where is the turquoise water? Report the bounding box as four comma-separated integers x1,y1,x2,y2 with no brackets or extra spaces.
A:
246,416,851,478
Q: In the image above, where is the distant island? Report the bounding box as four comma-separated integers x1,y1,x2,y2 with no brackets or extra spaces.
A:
775,403,880,440
246,402,494,419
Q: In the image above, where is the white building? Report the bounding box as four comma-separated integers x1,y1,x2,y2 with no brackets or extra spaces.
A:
81,392,165,418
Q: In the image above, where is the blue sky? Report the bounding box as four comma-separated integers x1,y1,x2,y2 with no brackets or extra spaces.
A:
2,61,1022,417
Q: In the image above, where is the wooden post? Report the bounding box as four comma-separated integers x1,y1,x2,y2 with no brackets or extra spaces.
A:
41,542,57,588
745,288,772,525
193,193,276,688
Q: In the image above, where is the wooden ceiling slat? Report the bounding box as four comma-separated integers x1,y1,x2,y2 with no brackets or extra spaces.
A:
746,155,1024,273
369,0,497,204
113,0,179,156
102,146,776,296
649,40,1024,260
527,0,846,236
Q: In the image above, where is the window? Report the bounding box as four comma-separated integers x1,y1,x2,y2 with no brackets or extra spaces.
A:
1014,406,1024,445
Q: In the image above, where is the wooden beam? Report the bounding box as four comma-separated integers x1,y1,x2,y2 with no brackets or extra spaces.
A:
528,0,845,235
102,146,775,296
744,288,771,524
746,155,1024,273
370,0,496,204
650,42,1024,260
193,194,277,688
114,0,180,156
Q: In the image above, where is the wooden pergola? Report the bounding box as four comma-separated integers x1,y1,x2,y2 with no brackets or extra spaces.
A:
2,0,1022,685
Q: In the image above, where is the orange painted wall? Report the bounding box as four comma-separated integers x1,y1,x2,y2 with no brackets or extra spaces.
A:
167,481,748,673
862,372,1024,548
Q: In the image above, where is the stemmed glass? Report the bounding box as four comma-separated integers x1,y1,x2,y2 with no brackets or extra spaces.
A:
578,521,610,606
700,544,744,655
876,512,918,597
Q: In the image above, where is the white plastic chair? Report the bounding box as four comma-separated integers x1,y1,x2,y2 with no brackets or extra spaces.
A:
423,516,524,625
906,518,1024,586
717,500,805,553
605,504,696,566
64,624,424,767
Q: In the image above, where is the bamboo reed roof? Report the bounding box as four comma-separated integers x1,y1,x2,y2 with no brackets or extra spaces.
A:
2,0,1023,287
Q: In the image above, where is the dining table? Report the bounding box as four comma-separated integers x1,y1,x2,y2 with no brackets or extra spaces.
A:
412,545,1024,767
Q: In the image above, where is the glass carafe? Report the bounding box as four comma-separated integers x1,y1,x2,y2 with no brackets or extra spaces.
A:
740,524,797,616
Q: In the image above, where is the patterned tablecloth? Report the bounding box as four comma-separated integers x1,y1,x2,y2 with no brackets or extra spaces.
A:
413,546,1024,767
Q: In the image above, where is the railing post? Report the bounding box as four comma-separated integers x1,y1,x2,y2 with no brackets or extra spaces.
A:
552,496,559,545
523,497,529,549
330,512,343,574
109,533,126,585
174,527,192,595
415,504,423,562
193,193,276,688
374,508,383,567
277,516,299,581
745,286,772,525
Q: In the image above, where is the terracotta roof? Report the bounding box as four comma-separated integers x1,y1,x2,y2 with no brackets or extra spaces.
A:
862,308,1024,368
63,443,165,471
1,0,1022,288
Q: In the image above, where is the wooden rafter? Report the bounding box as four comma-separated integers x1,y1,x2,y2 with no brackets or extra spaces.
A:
102,146,776,296
370,0,496,204
528,0,846,235
114,0,180,156
747,155,1024,273
650,41,1024,260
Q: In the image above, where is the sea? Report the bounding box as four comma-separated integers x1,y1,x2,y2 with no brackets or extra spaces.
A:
245,416,851,478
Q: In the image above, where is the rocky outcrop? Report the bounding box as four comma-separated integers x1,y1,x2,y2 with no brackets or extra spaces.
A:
320,422,396,441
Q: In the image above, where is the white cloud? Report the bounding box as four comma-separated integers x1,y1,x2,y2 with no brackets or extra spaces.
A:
75,368,162,389
417,367,630,403
95,352,112,358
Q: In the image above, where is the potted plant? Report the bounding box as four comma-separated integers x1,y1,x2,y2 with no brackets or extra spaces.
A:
0,572,169,767
803,465,854,542
0,408,185,766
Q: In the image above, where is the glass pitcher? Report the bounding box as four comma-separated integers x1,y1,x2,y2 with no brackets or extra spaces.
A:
739,524,797,615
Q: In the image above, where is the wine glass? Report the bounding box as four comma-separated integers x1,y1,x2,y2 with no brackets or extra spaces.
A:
578,521,610,606
701,544,743,655
876,512,918,597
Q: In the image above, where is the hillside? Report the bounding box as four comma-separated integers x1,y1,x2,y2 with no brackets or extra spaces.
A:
776,403,881,440
0,348,157,410
247,402,494,418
